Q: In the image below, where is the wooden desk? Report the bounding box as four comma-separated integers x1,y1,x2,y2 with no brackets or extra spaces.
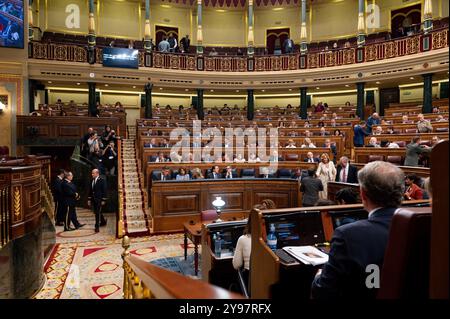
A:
183,222,202,276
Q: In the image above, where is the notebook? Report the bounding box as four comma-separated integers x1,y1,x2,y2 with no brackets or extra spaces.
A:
282,246,329,266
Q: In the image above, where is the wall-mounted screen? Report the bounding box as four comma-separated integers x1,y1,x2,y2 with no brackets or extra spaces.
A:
102,47,139,69
0,1,24,49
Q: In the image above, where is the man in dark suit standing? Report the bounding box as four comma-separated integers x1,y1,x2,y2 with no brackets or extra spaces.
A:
353,122,370,147
53,169,66,226
335,156,358,184
61,171,85,231
180,35,190,53
404,136,431,166
88,169,108,233
311,161,405,299
300,168,323,207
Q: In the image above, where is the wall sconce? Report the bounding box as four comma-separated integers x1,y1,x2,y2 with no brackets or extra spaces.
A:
212,196,225,223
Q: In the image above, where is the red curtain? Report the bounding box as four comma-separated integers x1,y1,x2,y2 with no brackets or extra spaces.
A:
266,28,290,54
155,25,179,46
391,4,422,38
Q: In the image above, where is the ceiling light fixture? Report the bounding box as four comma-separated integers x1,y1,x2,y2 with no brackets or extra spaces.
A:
76,83,80,86
376,81,381,84
48,81,52,84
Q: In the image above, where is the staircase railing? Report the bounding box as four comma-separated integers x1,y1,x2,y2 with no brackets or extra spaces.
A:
121,236,243,299
40,175,55,224
117,139,125,238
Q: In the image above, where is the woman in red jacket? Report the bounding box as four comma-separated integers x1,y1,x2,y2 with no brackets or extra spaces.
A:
404,174,423,200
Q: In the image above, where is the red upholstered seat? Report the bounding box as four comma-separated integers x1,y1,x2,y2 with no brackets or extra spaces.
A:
368,155,383,162
201,210,218,222
386,156,402,165
285,154,299,161
378,207,432,299
393,141,406,147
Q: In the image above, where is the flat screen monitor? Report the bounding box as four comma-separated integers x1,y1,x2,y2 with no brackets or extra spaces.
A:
102,47,139,69
328,209,368,230
207,221,247,257
0,1,24,49
264,211,325,248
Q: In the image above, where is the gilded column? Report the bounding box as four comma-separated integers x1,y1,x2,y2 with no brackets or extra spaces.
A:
196,0,203,55
300,0,308,54
247,0,254,56
144,0,152,52
357,0,366,47
28,0,34,42
88,0,96,64
423,0,433,34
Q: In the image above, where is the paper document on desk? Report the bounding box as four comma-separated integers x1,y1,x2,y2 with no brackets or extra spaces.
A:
282,246,329,266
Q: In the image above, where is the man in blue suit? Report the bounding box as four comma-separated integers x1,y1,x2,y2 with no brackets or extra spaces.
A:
311,161,405,299
353,121,370,147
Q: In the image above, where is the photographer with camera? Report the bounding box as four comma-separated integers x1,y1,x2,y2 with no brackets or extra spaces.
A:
101,125,117,146
102,141,118,175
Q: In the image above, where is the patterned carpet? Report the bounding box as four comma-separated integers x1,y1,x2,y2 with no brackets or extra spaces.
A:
35,210,200,299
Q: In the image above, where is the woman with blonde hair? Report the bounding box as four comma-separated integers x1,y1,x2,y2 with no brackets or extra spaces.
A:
191,168,204,179
316,153,336,199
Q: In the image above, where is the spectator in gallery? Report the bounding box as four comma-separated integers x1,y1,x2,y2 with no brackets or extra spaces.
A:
180,35,190,53
283,37,295,54
209,48,218,56
158,37,170,53
168,33,178,52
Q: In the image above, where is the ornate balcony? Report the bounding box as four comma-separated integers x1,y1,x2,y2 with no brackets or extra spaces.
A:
29,28,448,72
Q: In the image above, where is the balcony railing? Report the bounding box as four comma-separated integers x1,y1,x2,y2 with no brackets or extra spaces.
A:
29,28,448,72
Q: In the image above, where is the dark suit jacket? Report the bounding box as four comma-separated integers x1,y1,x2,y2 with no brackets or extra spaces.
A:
223,171,238,179
300,177,323,206
61,180,78,206
207,172,223,179
88,177,107,202
53,177,64,202
304,158,320,163
311,207,397,299
335,164,358,183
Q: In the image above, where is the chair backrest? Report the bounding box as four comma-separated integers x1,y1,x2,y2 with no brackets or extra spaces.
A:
277,168,292,178
386,155,402,165
377,207,432,299
284,153,299,161
393,141,406,147
151,170,161,180
201,209,218,222
240,168,255,178
405,128,418,133
436,127,449,132
368,155,383,162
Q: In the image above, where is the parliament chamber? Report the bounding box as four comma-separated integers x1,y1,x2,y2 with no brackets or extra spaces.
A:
0,0,448,303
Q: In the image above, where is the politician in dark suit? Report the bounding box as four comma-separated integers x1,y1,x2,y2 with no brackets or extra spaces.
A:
311,161,405,299
88,169,108,232
335,156,358,184
53,169,66,225
61,171,84,231
300,168,323,207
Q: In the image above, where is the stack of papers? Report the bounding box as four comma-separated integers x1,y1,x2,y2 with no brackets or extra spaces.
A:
282,246,329,266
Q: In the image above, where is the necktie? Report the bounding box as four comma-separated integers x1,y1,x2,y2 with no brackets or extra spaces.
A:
342,167,347,183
